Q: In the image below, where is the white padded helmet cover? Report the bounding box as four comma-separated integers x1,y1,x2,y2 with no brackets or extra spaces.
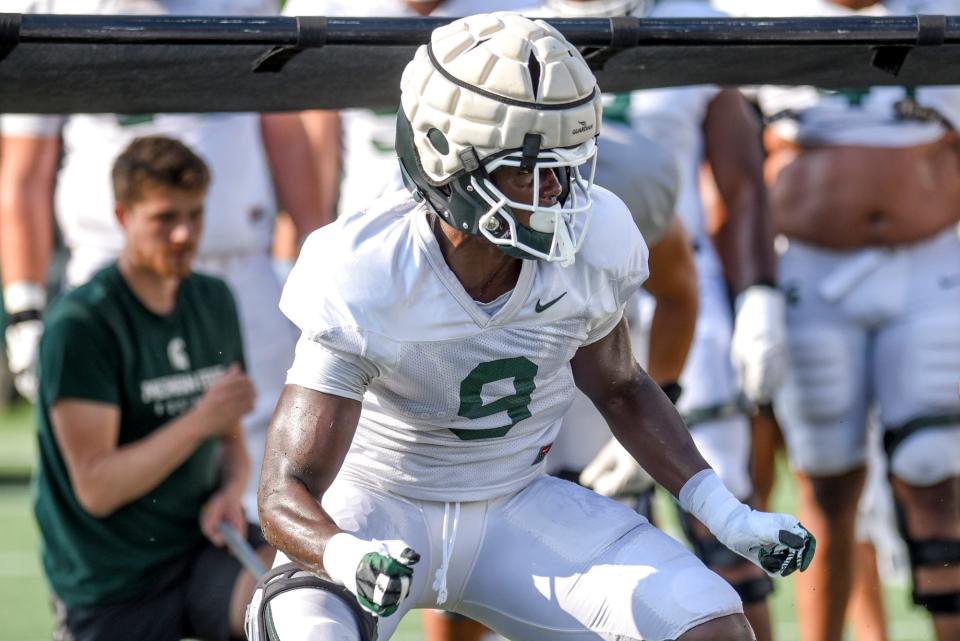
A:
400,12,602,183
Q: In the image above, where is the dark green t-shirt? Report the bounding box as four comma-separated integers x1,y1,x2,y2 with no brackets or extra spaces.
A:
34,263,245,608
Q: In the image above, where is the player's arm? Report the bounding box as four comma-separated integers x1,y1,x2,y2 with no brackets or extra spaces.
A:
260,113,331,242
643,218,698,386
52,364,253,517
0,134,60,400
0,135,58,287
299,110,342,225
572,319,815,576
704,89,787,404
260,384,419,617
703,88,772,294
258,384,361,573
572,317,707,495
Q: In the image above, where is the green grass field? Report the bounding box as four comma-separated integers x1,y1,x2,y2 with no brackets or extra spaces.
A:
0,400,935,641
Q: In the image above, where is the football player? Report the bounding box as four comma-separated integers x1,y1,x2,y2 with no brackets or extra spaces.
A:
711,1,960,640
250,13,814,641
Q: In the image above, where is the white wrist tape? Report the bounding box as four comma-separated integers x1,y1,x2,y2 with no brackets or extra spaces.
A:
322,532,369,595
678,468,747,539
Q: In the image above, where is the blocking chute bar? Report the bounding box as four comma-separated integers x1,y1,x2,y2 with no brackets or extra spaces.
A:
1,13,959,114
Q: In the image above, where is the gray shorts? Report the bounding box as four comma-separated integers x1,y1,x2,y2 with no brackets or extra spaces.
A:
53,524,267,641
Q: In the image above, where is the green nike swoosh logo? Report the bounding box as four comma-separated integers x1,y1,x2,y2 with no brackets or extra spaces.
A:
535,292,567,313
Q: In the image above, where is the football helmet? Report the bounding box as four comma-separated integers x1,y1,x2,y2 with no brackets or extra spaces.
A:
544,0,652,18
396,12,602,265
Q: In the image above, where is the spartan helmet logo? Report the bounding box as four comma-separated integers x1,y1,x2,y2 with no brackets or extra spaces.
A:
167,337,190,371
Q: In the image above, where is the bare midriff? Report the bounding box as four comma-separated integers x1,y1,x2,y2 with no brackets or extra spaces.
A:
764,128,960,250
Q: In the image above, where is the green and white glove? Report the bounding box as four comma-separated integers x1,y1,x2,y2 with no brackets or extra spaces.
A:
680,469,816,577
323,533,420,617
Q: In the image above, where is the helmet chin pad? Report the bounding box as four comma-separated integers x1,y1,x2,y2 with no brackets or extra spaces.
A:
529,210,555,233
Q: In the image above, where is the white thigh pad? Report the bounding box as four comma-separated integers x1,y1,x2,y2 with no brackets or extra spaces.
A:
776,325,869,475
890,428,960,487
876,311,960,428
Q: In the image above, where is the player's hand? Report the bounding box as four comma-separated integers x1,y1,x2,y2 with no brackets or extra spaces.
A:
717,505,816,577
730,285,788,404
5,318,42,402
682,469,815,577
192,363,255,436
323,533,420,617
200,486,246,546
580,438,655,498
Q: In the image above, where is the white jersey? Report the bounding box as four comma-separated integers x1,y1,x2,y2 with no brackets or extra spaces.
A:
1,0,278,263
282,0,542,218
280,187,649,502
715,0,960,147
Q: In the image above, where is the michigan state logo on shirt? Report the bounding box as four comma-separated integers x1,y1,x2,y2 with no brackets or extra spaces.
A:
167,337,190,371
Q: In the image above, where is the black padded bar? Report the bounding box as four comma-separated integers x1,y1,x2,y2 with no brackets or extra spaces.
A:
5,14,960,113
608,16,640,48
13,14,960,47
917,14,947,45
0,13,20,62
252,15,327,73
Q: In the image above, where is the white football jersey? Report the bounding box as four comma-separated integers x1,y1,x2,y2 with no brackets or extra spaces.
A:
715,0,960,147
1,0,278,261
280,186,649,501
282,0,543,219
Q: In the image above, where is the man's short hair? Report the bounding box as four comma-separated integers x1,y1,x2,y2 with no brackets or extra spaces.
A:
112,135,210,206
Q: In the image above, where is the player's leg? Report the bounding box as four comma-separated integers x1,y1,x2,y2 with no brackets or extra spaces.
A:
248,479,433,641
676,265,773,641
246,560,379,641
749,405,783,511
775,240,872,641
848,540,887,641
847,420,897,641
458,476,749,641
875,235,960,640
421,610,491,641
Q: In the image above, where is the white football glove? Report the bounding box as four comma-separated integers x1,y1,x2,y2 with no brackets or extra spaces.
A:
323,533,420,617
580,437,655,498
730,285,788,405
4,283,46,403
680,469,816,577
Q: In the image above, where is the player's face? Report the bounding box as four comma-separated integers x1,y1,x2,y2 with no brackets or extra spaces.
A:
117,186,205,279
490,166,563,227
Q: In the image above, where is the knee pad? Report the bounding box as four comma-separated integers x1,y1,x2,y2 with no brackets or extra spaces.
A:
246,563,378,641
730,577,774,605
885,417,960,486
902,534,960,614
